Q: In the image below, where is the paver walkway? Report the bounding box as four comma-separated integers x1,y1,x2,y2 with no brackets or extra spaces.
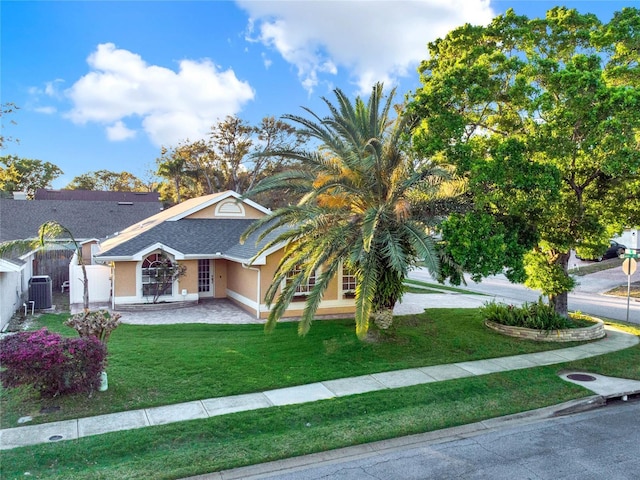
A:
1,325,638,451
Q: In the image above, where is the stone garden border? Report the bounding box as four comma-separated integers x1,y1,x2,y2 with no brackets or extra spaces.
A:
485,317,606,342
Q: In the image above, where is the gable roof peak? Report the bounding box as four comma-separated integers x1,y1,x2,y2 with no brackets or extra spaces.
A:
166,190,270,221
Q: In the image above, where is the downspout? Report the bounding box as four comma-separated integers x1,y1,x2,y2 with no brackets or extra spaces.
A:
242,263,261,320
111,262,116,311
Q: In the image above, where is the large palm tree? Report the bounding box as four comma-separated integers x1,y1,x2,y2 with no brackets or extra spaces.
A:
242,83,448,339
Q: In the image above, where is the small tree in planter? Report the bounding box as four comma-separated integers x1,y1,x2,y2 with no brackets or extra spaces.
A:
65,310,122,343
65,310,121,391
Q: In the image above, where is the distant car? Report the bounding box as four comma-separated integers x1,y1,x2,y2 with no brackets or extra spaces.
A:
577,240,626,262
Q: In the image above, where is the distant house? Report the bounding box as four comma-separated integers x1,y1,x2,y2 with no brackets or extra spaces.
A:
0,190,163,328
1,190,163,243
0,257,31,329
94,191,356,319
34,188,160,203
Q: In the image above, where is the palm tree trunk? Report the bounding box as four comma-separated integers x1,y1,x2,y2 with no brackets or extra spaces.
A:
372,307,395,330
80,258,89,313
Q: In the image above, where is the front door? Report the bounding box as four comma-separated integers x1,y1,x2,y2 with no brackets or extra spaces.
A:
198,259,213,298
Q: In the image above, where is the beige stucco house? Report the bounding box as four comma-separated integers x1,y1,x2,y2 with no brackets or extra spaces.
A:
94,191,356,319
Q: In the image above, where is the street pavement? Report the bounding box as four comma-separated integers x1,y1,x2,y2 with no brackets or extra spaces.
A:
219,398,640,480
407,261,640,324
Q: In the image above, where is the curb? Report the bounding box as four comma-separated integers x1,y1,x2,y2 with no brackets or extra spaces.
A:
188,396,607,480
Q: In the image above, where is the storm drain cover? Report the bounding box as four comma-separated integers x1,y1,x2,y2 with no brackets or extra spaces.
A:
48,435,63,441
567,373,597,382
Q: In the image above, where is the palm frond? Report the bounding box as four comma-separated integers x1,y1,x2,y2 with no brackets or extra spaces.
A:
403,221,440,274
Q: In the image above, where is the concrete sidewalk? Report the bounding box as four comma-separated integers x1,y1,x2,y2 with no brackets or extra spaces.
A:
2,325,638,451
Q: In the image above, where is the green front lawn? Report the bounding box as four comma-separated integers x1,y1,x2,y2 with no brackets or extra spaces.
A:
2,309,587,428
1,311,639,480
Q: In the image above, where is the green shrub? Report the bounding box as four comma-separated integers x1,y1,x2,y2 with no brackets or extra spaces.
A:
480,299,574,330
0,328,107,397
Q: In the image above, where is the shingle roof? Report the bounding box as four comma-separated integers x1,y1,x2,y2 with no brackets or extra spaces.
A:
34,189,161,202
0,199,163,242
97,219,291,262
98,219,257,257
93,192,290,263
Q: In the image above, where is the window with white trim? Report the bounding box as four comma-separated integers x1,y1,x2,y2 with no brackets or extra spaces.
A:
286,265,316,297
142,253,175,297
341,264,357,298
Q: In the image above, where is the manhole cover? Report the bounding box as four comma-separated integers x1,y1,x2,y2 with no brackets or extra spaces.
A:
567,373,597,382
48,435,63,441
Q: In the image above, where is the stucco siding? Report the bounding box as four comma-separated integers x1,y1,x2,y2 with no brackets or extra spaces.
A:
227,261,258,300
114,261,137,296
0,271,22,329
178,260,199,295
184,201,266,220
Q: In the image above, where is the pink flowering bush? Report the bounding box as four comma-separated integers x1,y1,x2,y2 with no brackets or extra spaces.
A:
0,328,107,397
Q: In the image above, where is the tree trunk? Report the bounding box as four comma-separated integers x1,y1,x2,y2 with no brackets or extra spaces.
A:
81,261,89,313
174,177,181,203
372,307,395,330
552,252,571,317
549,292,568,318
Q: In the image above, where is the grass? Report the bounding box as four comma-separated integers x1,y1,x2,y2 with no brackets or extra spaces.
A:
1,368,590,480
569,257,623,276
403,278,482,294
1,309,581,428
1,313,639,480
604,282,640,299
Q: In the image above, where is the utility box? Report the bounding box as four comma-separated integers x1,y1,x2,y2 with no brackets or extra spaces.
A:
29,275,53,309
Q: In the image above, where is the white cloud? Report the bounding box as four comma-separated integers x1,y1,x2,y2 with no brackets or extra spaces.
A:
261,52,273,69
238,0,495,94
44,79,65,98
106,120,137,141
34,106,57,115
65,43,255,146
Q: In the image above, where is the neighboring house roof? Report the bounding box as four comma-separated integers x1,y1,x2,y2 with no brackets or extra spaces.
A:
95,191,284,264
0,257,24,272
35,189,161,202
0,198,163,242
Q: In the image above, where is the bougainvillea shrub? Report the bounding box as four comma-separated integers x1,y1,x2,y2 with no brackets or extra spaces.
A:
0,328,107,397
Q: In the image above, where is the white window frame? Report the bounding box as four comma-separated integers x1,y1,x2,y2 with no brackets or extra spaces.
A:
285,265,317,298
341,264,357,299
141,252,175,298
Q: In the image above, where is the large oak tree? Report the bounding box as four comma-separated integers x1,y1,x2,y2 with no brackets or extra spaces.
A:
409,7,640,315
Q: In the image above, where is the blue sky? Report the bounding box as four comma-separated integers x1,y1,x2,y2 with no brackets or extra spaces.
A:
1,0,632,189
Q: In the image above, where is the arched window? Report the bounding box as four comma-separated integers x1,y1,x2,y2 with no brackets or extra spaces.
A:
142,253,175,298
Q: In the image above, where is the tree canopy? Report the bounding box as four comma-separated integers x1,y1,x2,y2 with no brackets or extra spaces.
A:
0,155,63,198
66,170,148,192
155,116,306,206
409,6,640,315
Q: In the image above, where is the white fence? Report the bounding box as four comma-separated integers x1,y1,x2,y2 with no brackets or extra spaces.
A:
68,254,111,305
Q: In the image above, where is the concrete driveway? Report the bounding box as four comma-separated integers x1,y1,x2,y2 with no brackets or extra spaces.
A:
113,299,263,325
103,291,490,326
